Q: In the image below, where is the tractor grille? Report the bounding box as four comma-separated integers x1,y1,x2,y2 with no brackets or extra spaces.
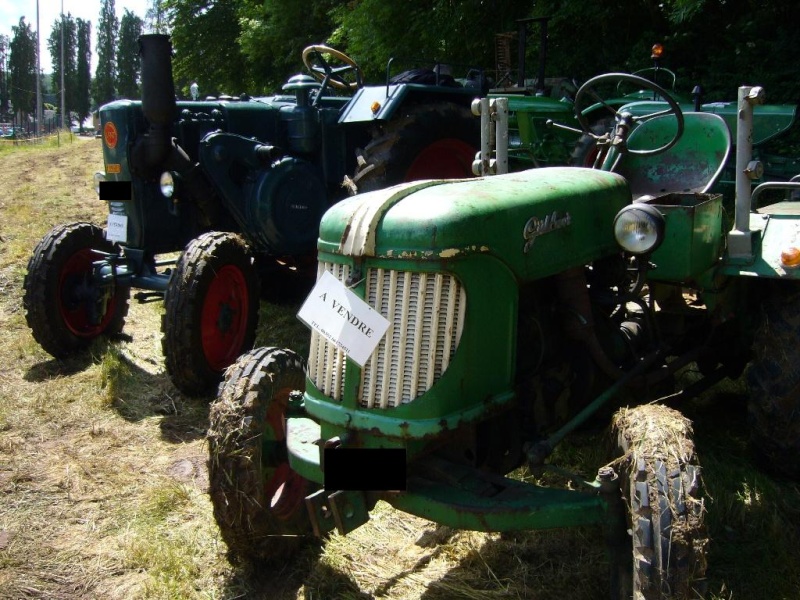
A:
307,262,466,408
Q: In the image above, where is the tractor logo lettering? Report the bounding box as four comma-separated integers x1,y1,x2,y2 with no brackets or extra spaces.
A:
523,211,572,253
103,122,118,149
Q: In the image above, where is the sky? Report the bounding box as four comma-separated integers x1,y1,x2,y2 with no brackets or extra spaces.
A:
1,0,152,72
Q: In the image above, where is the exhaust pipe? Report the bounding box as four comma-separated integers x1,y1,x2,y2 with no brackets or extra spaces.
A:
129,35,218,225
131,34,178,173
140,34,177,130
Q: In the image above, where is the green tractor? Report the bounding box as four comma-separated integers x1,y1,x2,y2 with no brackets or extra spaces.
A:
22,35,481,395
493,28,798,179
207,73,800,597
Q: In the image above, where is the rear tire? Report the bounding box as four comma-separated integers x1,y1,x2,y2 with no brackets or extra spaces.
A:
570,117,614,168
162,231,259,396
352,101,478,193
612,404,708,599
23,222,130,357
208,347,316,563
746,281,800,479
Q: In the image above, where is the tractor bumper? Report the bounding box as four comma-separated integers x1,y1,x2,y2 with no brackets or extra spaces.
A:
287,416,609,537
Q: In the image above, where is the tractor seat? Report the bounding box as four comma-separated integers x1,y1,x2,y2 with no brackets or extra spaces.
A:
613,112,731,199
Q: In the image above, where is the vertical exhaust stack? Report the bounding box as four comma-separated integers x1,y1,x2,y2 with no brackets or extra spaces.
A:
140,34,177,128
132,34,178,173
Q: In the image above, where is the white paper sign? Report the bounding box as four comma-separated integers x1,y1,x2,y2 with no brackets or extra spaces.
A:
297,270,390,366
106,214,128,244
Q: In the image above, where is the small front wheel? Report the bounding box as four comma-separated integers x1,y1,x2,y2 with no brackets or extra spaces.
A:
23,222,130,358
612,404,708,599
162,231,259,396
208,347,316,563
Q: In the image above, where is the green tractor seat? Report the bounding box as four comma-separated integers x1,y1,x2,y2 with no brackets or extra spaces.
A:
613,112,731,199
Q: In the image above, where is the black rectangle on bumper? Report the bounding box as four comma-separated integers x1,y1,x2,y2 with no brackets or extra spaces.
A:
324,447,407,491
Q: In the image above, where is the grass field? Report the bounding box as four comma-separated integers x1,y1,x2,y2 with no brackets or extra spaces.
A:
0,138,799,599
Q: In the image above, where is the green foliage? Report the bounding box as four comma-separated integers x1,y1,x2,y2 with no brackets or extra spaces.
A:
329,0,530,82
47,13,77,127
117,10,144,100
162,0,253,97
75,20,92,124
238,0,338,90
93,0,118,106
144,0,169,34
9,17,37,116
0,34,10,114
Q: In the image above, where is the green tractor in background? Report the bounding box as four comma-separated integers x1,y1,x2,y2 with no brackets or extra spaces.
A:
207,70,800,598
22,34,483,396
484,18,798,182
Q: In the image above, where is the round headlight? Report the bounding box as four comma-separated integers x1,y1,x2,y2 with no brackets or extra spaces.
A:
613,203,665,255
159,171,175,198
93,171,106,196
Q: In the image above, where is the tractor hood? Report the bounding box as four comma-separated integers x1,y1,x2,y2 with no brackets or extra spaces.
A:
318,167,631,280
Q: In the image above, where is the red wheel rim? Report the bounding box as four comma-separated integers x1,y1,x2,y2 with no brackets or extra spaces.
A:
265,462,309,520
581,144,602,168
263,386,307,520
58,248,117,338
201,264,251,371
404,138,475,181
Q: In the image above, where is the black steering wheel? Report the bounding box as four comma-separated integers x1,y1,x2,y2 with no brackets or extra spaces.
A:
302,45,363,91
574,72,684,157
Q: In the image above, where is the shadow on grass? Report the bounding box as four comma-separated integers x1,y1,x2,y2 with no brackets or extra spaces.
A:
23,353,97,381
686,392,800,600
24,337,212,444
216,541,376,600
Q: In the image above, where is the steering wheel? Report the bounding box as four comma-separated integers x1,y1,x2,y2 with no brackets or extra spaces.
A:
302,45,363,91
574,72,684,157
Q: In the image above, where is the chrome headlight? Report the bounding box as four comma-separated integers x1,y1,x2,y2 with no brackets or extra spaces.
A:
613,203,665,255
159,171,175,198
94,171,106,197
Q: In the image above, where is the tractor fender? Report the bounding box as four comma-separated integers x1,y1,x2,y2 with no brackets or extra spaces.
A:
339,83,477,124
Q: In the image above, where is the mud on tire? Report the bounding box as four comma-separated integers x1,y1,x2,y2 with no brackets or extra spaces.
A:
746,280,800,479
612,404,708,599
162,231,259,396
23,222,130,358
208,347,316,563
351,101,478,193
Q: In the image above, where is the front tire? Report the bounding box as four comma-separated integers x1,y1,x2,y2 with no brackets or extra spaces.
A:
23,222,130,358
612,404,708,599
352,101,478,193
162,232,259,396
746,281,800,479
208,347,316,563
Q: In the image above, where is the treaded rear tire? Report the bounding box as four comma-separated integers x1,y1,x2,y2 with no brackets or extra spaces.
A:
23,222,130,357
208,347,316,563
746,280,800,479
162,231,259,396
612,404,708,599
570,118,614,168
352,101,478,193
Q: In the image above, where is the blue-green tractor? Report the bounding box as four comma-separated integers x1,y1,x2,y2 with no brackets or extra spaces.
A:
21,35,483,395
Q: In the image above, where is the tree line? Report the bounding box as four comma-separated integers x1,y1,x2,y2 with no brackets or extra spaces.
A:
0,0,143,132
163,0,800,105
1,0,798,133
